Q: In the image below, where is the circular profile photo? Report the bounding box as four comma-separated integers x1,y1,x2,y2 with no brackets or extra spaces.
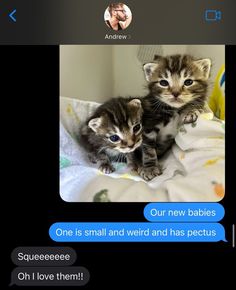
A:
104,3,132,31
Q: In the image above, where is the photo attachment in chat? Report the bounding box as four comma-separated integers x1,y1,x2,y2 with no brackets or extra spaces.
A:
60,45,225,203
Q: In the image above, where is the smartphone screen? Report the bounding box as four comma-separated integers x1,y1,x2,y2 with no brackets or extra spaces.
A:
1,0,235,288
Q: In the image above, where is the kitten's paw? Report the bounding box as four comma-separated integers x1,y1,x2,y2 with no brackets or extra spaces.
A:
130,165,138,173
127,162,139,173
99,163,115,174
182,110,200,124
138,166,162,181
88,153,98,164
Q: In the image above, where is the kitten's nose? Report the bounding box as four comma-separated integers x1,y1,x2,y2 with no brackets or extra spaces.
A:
172,92,180,98
128,143,134,148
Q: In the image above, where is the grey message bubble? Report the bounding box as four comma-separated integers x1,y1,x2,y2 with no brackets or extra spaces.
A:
11,247,77,266
10,267,90,286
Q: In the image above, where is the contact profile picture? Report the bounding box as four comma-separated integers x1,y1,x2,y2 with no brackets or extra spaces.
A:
104,3,132,31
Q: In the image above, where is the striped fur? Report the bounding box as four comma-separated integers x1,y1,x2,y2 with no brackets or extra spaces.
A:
80,97,143,174
138,54,211,181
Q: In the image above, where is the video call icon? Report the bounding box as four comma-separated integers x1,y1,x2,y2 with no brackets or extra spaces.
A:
205,10,222,22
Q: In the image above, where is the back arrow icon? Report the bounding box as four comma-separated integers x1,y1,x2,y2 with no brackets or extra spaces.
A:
9,9,16,22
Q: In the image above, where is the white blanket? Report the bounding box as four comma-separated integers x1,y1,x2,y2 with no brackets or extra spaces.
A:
60,96,225,202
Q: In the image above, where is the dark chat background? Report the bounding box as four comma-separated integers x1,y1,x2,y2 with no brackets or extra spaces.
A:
1,46,236,289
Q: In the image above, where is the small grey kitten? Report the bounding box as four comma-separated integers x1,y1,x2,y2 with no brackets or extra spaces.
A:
80,97,143,174
138,54,211,181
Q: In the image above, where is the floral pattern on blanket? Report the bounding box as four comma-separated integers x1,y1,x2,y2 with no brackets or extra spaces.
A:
60,97,225,202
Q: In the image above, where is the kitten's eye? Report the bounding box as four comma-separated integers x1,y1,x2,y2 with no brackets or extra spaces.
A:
109,135,120,142
159,80,169,87
133,124,141,133
184,79,193,86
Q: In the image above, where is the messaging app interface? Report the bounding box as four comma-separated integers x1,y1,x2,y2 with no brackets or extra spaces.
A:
1,0,235,288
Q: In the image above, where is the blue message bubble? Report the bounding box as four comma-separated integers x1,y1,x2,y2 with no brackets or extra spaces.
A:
49,223,226,242
144,203,224,222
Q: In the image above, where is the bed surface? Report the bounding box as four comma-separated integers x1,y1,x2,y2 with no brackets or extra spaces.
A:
60,96,225,202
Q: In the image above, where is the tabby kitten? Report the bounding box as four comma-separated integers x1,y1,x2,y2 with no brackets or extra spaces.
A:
138,54,211,181
80,97,143,174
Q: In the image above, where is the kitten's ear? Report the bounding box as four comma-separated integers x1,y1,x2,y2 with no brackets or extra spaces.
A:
194,58,211,80
128,99,141,108
88,117,103,132
143,63,159,82
128,99,143,115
